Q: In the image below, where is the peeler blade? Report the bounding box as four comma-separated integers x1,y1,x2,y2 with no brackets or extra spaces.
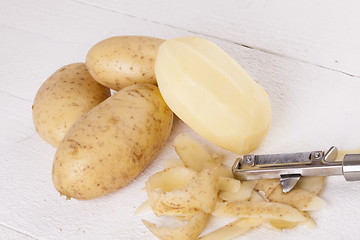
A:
232,146,360,193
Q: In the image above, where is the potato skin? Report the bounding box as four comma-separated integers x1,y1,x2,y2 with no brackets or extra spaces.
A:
52,84,173,200
32,63,110,147
86,36,164,91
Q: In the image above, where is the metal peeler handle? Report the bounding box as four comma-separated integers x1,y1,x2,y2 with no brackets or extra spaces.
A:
232,146,360,193
343,154,360,181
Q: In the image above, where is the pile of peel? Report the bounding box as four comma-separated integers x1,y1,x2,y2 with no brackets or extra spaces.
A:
137,134,326,240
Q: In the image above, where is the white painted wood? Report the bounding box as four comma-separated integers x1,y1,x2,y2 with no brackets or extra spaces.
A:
76,0,360,77
1,0,360,239
0,224,36,240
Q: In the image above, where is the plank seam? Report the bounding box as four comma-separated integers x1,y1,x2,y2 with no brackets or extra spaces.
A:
0,223,38,240
0,90,32,103
71,0,360,79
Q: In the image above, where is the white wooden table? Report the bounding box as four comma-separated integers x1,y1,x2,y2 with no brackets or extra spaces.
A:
1,1,360,239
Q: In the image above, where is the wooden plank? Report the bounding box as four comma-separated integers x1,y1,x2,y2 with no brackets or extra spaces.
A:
75,0,360,77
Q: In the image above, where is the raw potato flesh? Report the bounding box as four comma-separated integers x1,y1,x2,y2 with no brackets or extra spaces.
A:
155,37,271,154
142,211,207,240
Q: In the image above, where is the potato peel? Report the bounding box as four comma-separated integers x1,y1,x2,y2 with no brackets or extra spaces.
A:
135,200,151,215
213,201,307,223
142,211,207,240
218,177,241,193
219,180,257,202
173,134,232,178
140,134,327,239
199,218,263,240
267,185,326,211
146,167,220,216
295,176,325,196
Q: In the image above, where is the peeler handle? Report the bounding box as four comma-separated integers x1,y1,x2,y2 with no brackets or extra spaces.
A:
343,154,360,181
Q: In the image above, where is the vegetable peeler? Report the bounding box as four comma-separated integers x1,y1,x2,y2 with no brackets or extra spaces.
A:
232,146,360,193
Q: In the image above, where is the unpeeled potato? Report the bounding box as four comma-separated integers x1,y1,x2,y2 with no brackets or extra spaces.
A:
86,36,164,91
32,63,110,147
52,84,173,200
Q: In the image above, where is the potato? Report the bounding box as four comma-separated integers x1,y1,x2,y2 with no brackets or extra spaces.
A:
86,36,164,91
142,211,207,240
32,63,110,147
155,37,271,154
52,84,173,200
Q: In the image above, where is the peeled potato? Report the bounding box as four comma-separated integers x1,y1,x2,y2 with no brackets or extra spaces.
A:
155,37,271,154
